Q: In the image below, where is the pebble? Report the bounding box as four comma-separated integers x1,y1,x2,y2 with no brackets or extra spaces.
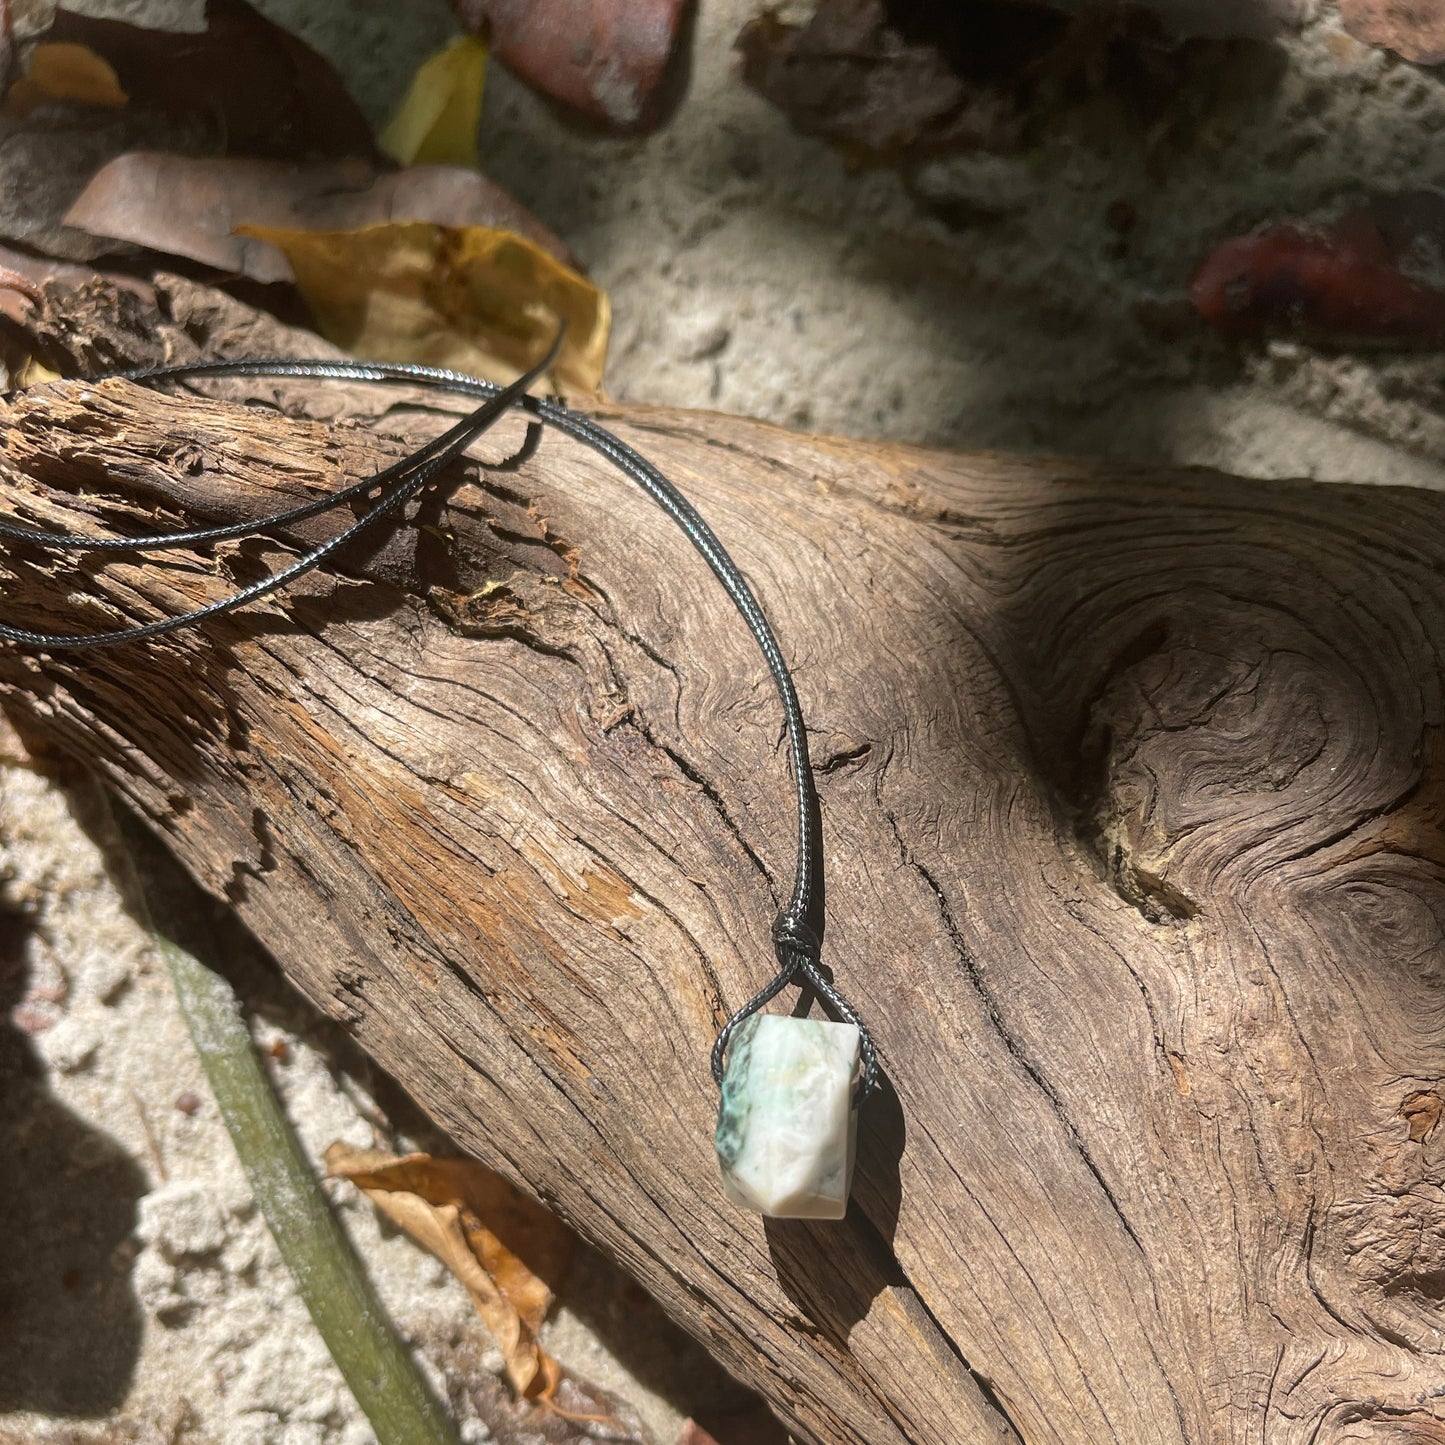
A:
131,1247,188,1323
674,310,731,362
39,1013,100,1072
138,1178,230,1258
85,949,134,1003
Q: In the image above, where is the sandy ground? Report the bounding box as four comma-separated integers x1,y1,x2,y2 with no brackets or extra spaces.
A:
3,0,1445,1441
461,0,1445,488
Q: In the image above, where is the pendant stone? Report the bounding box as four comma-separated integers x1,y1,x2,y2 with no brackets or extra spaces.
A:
715,1013,861,1220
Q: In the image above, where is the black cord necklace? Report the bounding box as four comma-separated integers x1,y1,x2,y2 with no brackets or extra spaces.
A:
0,332,877,1219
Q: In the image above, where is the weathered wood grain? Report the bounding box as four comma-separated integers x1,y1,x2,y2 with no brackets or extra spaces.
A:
1,279,1442,1444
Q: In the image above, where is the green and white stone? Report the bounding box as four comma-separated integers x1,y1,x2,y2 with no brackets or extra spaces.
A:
715,1014,861,1220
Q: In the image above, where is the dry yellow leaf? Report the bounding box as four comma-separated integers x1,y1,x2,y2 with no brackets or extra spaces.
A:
5,43,129,114
238,221,609,399
15,357,62,388
380,35,489,168
324,1144,574,1397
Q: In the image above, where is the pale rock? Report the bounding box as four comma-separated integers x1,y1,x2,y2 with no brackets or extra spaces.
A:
86,949,134,1003
715,1014,860,1219
39,1013,100,1072
132,1247,187,1321
139,1178,230,1259
674,309,732,362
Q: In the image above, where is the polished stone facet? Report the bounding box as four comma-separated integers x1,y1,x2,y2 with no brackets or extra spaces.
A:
715,1014,861,1219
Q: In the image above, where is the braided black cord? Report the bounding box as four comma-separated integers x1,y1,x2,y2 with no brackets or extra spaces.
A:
0,400,540,553
0,346,557,649
0,348,878,1096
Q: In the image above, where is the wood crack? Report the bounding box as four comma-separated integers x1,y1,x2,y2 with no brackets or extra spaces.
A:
886,808,1149,1260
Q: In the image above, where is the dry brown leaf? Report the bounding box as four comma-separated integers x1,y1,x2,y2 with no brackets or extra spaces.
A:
325,1143,574,1397
14,356,61,386
237,221,610,397
380,34,489,167
739,0,1311,163
38,0,375,159
63,154,577,284
3,41,128,114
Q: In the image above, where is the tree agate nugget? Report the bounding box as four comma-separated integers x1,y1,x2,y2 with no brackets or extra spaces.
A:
715,1014,861,1219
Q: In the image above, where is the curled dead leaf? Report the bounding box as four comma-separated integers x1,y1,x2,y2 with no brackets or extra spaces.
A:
64,153,578,285
237,220,610,397
14,355,61,386
3,41,127,114
324,1143,574,1397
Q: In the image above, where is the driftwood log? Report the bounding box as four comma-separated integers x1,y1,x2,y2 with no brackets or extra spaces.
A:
2,279,1443,1445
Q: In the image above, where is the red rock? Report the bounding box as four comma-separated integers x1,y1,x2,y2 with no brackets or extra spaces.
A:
451,0,688,131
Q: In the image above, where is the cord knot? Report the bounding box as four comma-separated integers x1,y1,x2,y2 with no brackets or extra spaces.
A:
771,913,819,972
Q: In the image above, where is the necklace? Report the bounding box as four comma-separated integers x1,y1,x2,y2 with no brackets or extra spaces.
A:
0,332,878,1219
